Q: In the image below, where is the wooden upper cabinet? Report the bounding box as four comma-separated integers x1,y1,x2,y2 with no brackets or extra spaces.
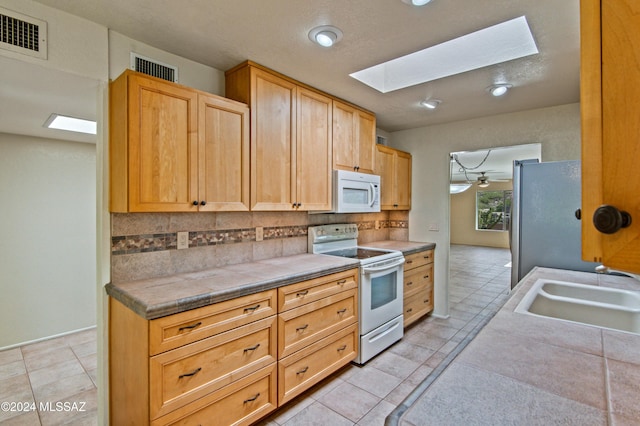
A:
109,70,249,212
226,62,331,211
198,94,250,211
332,100,376,174
376,145,411,210
580,0,640,273
250,67,297,210
296,87,332,210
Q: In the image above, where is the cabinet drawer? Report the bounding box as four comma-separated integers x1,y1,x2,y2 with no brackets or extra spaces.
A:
404,263,433,298
278,288,357,358
278,323,357,405
278,269,358,312
152,364,277,426
150,316,276,419
149,289,277,355
404,249,434,271
403,286,434,327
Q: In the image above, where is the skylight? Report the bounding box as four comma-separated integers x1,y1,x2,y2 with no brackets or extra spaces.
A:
350,16,539,93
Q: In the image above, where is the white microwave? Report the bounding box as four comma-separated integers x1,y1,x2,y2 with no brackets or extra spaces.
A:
330,170,381,213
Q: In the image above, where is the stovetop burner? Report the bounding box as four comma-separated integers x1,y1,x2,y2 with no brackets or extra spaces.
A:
322,247,392,260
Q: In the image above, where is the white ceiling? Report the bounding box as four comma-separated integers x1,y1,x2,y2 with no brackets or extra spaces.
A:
2,0,580,144
450,143,541,184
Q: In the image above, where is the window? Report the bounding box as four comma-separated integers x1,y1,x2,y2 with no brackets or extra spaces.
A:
476,190,512,231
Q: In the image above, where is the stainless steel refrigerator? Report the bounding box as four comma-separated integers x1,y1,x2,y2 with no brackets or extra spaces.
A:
510,159,599,288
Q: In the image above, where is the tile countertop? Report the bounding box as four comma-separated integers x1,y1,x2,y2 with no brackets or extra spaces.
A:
105,240,435,321
364,240,435,256
105,253,360,320
394,266,640,425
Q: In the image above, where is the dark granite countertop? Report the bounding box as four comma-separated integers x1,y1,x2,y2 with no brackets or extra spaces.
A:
106,253,360,320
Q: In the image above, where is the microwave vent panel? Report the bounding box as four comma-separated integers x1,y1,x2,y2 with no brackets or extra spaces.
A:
0,7,47,59
130,52,178,82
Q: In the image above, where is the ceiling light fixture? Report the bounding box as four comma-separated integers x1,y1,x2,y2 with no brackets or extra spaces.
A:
487,84,513,97
402,0,433,6
420,99,441,109
308,25,343,48
44,113,97,135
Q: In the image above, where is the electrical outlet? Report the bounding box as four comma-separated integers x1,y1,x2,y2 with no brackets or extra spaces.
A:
255,226,264,242
177,231,189,249
428,223,439,231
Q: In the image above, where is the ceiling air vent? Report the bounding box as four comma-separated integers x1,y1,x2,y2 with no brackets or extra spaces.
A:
0,7,47,59
130,53,178,82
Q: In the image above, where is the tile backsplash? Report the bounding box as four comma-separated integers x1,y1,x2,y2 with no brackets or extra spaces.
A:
111,210,409,282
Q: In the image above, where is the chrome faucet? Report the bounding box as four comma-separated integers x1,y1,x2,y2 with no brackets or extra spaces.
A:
595,265,640,282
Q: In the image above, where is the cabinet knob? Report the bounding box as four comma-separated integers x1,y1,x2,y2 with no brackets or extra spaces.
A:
200,200,206,206
193,200,199,206
593,204,632,234
575,208,582,220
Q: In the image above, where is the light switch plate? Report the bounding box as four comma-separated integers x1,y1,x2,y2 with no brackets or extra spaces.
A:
177,231,189,249
428,223,439,231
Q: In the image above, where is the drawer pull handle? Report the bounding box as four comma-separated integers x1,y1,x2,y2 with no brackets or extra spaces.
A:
424,299,430,303
337,345,347,352
337,308,347,315
179,367,202,379
296,366,309,375
424,275,430,279
243,393,260,403
296,290,309,297
243,304,260,313
407,281,413,286
243,343,261,353
407,308,413,313
337,279,347,285
296,324,309,332
178,322,202,332
406,260,413,264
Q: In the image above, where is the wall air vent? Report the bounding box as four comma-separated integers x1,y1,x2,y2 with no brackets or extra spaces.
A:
0,7,47,59
130,53,178,82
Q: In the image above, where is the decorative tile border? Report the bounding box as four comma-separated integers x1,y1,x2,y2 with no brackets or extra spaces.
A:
111,220,408,256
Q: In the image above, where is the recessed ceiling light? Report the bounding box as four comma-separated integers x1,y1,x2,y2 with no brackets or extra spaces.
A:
487,84,513,96
350,16,538,93
308,25,343,47
420,99,441,109
402,0,433,6
44,113,97,135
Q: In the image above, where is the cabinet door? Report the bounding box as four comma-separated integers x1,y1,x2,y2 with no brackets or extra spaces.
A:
332,100,357,172
395,150,412,210
128,75,198,212
198,94,250,211
376,146,395,210
250,68,297,210
355,111,376,174
296,88,332,211
581,0,640,272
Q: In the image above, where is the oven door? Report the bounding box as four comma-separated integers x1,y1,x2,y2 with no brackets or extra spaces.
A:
360,257,404,334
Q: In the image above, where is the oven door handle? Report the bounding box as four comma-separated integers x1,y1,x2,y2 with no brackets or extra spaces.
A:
361,258,405,274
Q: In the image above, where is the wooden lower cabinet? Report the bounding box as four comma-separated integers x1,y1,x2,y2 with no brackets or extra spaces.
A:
109,269,359,425
278,324,358,405
276,269,359,406
403,249,435,327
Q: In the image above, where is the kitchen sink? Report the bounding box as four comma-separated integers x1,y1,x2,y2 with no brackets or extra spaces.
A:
515,279,640,334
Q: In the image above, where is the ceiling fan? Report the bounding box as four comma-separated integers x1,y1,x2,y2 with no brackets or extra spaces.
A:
469,171,509,188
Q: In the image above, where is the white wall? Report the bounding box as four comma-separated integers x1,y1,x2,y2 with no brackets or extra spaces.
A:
390,103,581,317
0,134,96,347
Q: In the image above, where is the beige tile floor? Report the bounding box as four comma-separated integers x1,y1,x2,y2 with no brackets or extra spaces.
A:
0,244,510,426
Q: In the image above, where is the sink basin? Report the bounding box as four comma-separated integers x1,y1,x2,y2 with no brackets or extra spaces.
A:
515,279,640,334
